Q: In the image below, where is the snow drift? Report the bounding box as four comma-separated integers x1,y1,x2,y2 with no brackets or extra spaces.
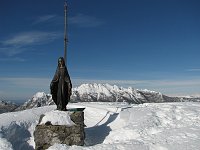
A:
0,102,200,150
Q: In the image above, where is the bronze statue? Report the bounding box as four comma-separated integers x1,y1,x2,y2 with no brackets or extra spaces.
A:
50,57,72,111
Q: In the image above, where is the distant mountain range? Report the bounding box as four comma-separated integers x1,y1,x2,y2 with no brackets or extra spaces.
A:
0,100,18,114
1,83,200,113
15,83,200,111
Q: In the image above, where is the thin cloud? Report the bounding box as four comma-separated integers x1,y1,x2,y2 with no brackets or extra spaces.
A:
0,77,51,88
151,79,200,86
186,69,200,72
0,57,25,62
2,31,62,47
1,77,200,91
69,13,104,27
0,77,51,100
32,13,104,28
32,15,57,25
0,31,62,56
0,47,27,56
1,77,200,99
72,78,200,87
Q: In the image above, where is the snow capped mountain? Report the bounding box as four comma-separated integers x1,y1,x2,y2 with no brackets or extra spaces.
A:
15,83,200,111
0,100,18,114
71,83,197,103
15,92,53,111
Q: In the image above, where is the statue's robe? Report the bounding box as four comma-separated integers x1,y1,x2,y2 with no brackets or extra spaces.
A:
50,65,72,111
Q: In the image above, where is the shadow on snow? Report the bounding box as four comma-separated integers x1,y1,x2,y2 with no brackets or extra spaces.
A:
85,112,119,146
1,122,34,150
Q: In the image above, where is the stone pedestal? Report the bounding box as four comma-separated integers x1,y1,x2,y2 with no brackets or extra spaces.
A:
34,111,85,150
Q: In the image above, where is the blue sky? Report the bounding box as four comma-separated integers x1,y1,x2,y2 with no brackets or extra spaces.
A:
0,0,200,101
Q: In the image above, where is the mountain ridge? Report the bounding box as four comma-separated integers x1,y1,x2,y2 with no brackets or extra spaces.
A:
14,83,200,111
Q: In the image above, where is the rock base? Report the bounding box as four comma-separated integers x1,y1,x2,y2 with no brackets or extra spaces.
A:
34,111,85,150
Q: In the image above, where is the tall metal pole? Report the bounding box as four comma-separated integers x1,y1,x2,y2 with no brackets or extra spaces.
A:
64,1,68,64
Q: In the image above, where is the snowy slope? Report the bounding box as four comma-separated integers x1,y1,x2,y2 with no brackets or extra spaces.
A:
1,102,200,150
15,83,200,111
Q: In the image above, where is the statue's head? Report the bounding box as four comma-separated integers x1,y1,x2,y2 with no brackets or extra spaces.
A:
58,57,65,68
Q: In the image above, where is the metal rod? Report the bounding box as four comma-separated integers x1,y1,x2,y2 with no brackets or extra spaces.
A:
64,1,68,64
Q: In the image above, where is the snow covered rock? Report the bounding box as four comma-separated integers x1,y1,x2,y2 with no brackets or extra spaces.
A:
34,111,85,150
39,110,75,126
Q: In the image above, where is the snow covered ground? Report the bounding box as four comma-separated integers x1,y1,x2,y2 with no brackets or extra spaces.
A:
0,102,200,150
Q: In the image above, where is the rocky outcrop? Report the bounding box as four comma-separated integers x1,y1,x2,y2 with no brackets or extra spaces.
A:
34,111,85,150
0,100,18,114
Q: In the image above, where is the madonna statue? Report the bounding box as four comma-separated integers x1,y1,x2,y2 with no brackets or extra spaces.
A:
50,57,72,111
